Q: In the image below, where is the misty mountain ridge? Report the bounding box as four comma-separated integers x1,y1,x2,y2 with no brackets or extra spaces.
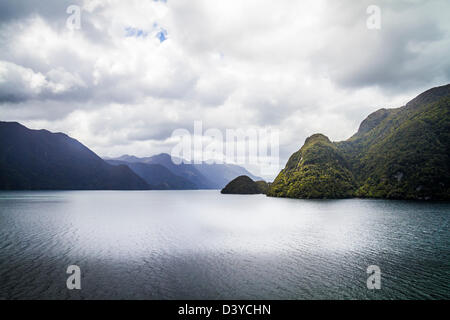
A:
106,153,263,190
0,122,262,191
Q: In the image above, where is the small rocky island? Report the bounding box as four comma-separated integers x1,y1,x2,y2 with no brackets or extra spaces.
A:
221,176,269,195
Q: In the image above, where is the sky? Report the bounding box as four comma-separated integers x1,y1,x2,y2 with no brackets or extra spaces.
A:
0,0,449,179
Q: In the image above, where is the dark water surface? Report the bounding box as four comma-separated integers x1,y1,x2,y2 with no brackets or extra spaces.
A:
0,191,449,299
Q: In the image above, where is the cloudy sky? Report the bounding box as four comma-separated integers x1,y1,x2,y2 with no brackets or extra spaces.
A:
1,0,449,178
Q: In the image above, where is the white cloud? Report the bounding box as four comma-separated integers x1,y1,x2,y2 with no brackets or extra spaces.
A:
0,60,86,100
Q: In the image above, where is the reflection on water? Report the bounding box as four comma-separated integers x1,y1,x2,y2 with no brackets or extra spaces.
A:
0,191,449,299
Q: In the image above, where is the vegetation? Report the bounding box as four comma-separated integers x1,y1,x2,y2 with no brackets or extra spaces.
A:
267,134,356,199
255,180,270,194
221,175,268,194
268,84,450,200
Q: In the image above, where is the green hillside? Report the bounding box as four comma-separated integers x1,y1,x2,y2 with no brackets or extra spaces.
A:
268,84,450,200
267,134,356,199
221,175,262,194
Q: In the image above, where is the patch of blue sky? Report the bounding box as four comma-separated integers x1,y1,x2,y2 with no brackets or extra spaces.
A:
125,27,149,38
157,28,168,42
124,23,168,42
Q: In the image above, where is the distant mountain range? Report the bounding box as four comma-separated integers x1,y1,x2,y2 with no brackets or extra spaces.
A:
105,154,262,190
268,84,450,200
0,121,261,190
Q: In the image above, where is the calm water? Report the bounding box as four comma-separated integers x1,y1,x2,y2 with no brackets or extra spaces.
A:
0,190,449,300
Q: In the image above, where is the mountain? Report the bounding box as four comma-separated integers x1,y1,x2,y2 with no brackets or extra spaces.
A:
267,134,356,198
268,84,450,200
107,153,263,189
221,175,266,194
193,162,262,188
138,153,215,189
0,122,150,190
107,153,215,189
338,84,450,199
107,160,196,190
255,180,271,194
